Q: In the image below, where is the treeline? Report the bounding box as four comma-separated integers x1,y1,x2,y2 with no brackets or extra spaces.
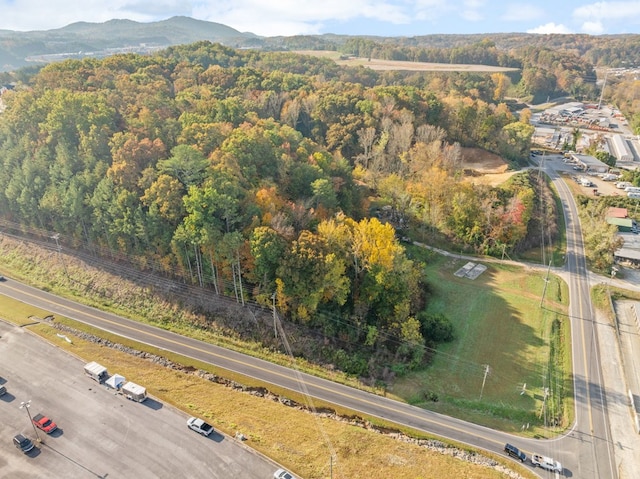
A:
337,38,598,103
0,42,545,377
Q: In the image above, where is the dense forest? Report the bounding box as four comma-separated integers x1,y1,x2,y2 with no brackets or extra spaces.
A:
0,41,563,377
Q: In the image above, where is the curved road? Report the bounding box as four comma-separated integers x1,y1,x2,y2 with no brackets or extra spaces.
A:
544,162,615,478
0,161,615,478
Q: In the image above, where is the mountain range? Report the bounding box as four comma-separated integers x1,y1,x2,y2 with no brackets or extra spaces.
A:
0,16,261,71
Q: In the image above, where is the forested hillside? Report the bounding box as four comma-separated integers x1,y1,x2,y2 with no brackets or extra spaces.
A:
0,42,554,377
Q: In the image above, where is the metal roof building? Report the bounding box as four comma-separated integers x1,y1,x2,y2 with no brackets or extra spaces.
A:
570,154,609,173
611,134,633,162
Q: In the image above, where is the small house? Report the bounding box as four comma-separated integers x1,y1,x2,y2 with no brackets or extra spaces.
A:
607,217,636,233
606,207,629,219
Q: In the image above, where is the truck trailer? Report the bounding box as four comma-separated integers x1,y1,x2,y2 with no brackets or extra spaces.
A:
84,361,108,383
121,381,147,402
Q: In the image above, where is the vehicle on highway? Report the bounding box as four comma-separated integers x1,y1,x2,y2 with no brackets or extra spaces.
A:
531,453,562,472
32,413,57,433
274,468,297,479
187,416,213,436
13,434,35,453
503,443,526,462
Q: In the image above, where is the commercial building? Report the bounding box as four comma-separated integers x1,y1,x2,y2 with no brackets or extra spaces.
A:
610,135,633,162
569,153,609,173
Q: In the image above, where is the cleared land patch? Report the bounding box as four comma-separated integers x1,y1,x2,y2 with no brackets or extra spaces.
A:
296,50,519,73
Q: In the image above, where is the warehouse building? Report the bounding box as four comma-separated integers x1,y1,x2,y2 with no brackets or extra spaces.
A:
610,134,633,162
570,153,609,173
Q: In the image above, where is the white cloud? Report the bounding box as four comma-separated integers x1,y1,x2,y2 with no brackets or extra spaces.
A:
501,4,544,22
573,1,640,20
527,22,573,34
581,21,605,34
460,0,485,21
412,0,453,22
194,0,412,36
0,0,192,31
0,0,414,36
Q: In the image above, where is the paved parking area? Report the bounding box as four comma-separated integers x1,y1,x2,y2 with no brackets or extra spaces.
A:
0,320,277,479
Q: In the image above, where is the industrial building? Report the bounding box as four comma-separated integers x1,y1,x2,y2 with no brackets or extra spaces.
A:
569,153,609,173
610,135,633,162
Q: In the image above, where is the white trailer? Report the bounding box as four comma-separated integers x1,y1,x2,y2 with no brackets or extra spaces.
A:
121,381,147,402
84,361,108,383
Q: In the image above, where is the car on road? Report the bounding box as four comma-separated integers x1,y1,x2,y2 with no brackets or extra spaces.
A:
503,443,526,462
32,413,58,433
274,469,297,479
531,453,562,472
13,434,35,453
187,416,213,436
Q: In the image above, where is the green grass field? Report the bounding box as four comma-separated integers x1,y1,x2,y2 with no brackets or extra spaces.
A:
393,250,572,435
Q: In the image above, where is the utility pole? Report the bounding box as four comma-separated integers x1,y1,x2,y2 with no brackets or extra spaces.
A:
272,292,278,339
598,70,609,110
539,259,552,308
52,233,68,278
480,364,490,400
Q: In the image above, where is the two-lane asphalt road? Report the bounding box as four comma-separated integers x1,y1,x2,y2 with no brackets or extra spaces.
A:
537,160,616,478
0,278,534,461
0,162,617,478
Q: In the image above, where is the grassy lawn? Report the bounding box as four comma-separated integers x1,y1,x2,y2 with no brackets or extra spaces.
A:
393,250,572,436
0,298,534,479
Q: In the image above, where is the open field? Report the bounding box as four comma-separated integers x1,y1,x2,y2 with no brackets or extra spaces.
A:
392,251,572,436
296,50,520,73
0,297,533,479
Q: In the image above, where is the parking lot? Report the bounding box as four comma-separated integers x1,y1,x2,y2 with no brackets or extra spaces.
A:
0,320,277,478
540,154,627,197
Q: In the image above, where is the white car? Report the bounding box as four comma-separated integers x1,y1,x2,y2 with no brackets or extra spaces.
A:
274,468,296,479
187,416,213,436
531,453,562,473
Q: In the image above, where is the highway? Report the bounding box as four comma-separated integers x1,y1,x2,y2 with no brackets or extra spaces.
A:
544,161,616,478
0,160,618,478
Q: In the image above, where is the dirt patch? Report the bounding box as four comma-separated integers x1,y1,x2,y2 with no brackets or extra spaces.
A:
461,147,509,173
460,147,516,186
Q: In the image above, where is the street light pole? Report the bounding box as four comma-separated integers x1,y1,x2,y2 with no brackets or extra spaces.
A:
20,400,41,443
52,233,68,278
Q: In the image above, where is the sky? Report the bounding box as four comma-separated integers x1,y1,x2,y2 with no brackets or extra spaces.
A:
0,0,639,37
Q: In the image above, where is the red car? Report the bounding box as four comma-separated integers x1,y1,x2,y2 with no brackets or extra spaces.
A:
32,413,57,433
